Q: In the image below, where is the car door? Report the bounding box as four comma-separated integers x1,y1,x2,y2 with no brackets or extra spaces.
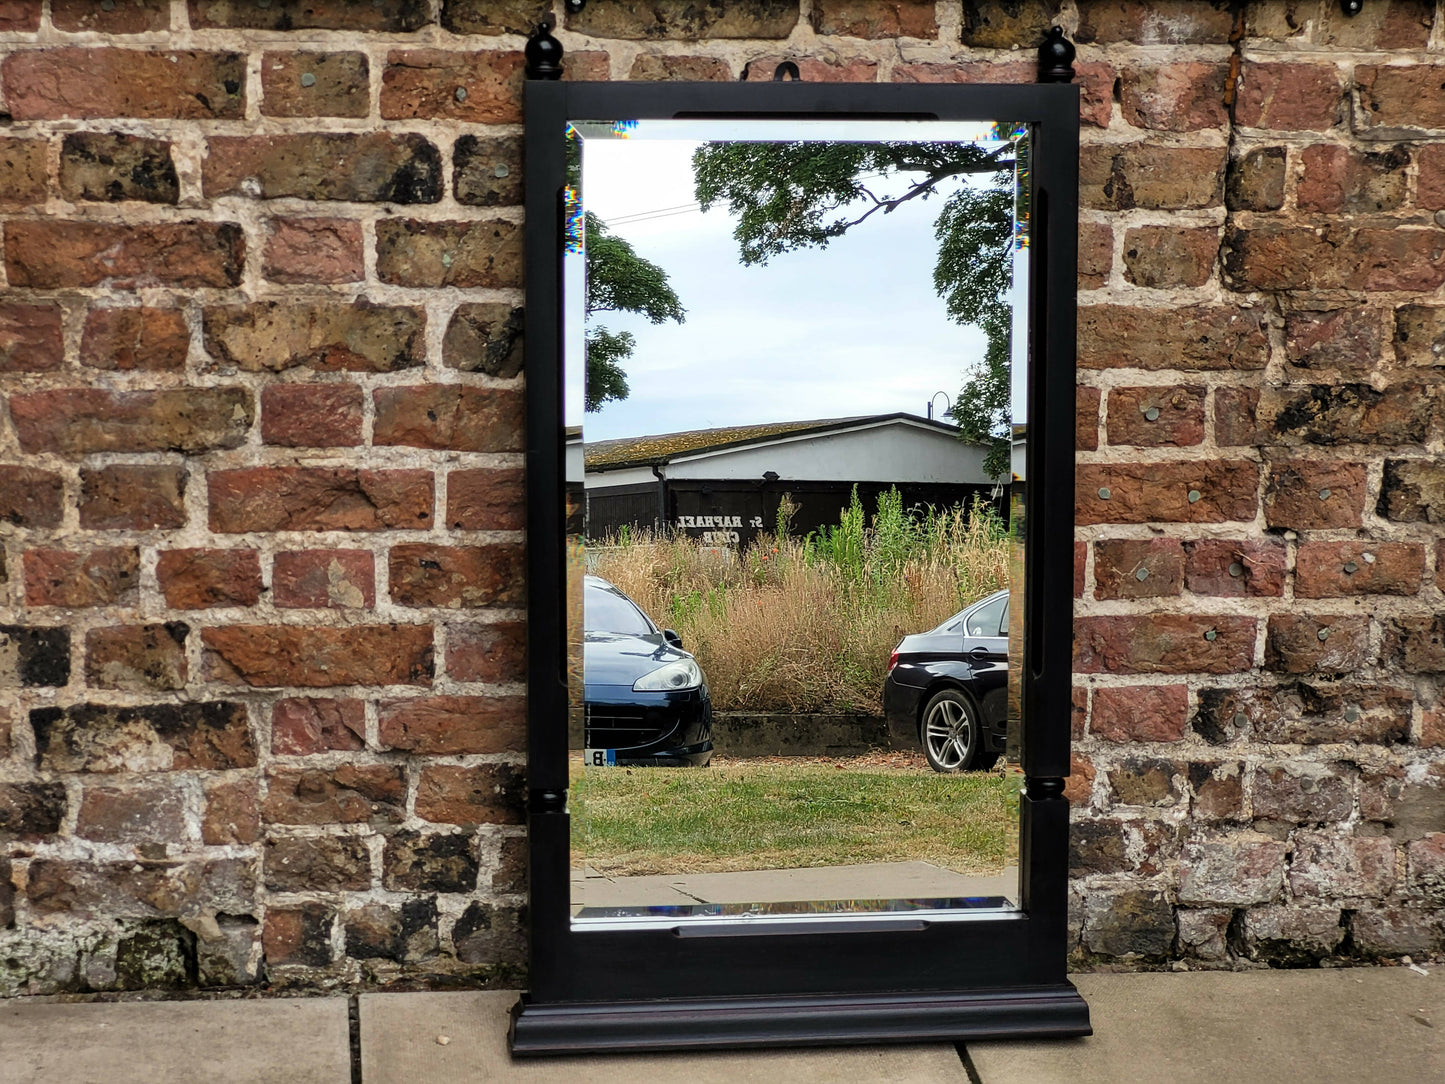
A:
961,593,1009,730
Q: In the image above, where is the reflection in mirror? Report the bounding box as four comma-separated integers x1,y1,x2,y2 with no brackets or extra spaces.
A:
563,119,1031,927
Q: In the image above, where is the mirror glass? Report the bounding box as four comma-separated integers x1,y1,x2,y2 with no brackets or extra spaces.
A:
563,118,1030,927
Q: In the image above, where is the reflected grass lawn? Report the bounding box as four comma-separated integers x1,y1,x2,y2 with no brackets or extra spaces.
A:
570,757,1019,877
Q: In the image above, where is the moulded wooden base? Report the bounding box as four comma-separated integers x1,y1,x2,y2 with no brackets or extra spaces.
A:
507,984,1091,1056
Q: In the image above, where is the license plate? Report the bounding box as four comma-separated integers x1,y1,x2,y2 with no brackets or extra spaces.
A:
583,748,617,767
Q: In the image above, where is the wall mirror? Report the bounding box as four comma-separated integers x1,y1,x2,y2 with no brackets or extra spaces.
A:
515,79,1084,1055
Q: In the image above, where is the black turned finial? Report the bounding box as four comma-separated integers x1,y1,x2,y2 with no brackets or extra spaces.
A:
525,18,564,80
1037,26,1075,84
1340,0,1365,15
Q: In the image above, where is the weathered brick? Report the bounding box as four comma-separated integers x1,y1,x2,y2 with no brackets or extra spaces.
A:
377,695,524,755
382,830,479,892
52,0,169,32
1122,226,1217,288
1105,386,1205,447
389,544,526,609
261,385,364,448
1415,145,1445,211
1266,384,1434,447
1351,905,1442,957
262,219,365,285
79,466,187,531
568,0,798,38
1120,63,1228,132
1407,834,1445,903
263,766,405,826
1109,757,1187,807
191,0,430,30
1212,386,1261,447
11,388,251,456
1184,539,1286,598
373,385,523,453
201,778,259,846
414,764,524,825
204,134,442,203
26,857,257,920
1252,765,1354,825
380,49,525,123
0,138,49,205
741,55,878,82
1179,834,1287,906
156,549,262,609
445,621,525,683
24,547,138,607
957,0,1053,47
4,221,243,289
1070,817,1132,875
890,60,1116,129
0,1,37,30
264,835,371,892
1241,904,1347,965
1226,146,1285,212
1379,459,1445,523
1194,682,1411,746
1093,539,1184,600
1076,386,1101,452
204,302,424,374
1091,684,1188,743
374,219,522,288
441,0,550,35
1074,541,1087,599
1079,305,1268,371
1424,695,1445,748
273,549,375,609
1356,64,1445,134
76,780,188,844
1236,62,1344,131
59,133,177,204
262,904,335,968
261,51,369,119
202,625,434,688
455,899,528,964
491,835,527,893
1264,460,1367,530
1077,461,1259,525
209,469,433,533
1290,833,1395,899
1081,888,1175,958
1295,541,1424,598
1225,226,1445,292
1320,0,1434,48
271,698,366,755
2,49,244,120
1361,767,1445,838
442,303,524,376
1177,907,1231,960
452,135,523,209
1076,0,1235,42
1064,750,1096,807
1264,615,1371,675
1394,305,1445,367
85,624,189,692
1189,761,1244,821
1297,144,1409,214
1284,308,1384,376
0,303,63,373
344,899,438,963
1078,222,1111,290
32,701,254,773
1075,615,1256,675
447,469,524,531
1386,615,1445,673
0,626,70,688
81,307,189,372
811,0,935,38
0,782,66,840
0,466,64,528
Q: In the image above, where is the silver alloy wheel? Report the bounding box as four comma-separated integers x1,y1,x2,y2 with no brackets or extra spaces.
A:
923,692,974,772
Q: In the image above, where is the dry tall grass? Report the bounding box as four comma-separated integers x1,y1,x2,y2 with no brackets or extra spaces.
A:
590,492,1011,714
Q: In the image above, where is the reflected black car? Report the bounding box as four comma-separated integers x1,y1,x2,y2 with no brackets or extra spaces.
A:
883,589,1008,773
583,575,713,767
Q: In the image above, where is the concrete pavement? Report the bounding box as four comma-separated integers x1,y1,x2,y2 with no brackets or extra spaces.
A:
1,966,1438,1083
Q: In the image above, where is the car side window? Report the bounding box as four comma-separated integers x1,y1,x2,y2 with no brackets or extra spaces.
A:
997,600,1009,638
965,594,1007,638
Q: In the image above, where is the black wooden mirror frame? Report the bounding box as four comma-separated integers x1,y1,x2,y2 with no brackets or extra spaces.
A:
511,78,1086,1055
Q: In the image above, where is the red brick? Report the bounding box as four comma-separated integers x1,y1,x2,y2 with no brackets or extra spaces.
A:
1080,144,1224,212
80,307,189,372
0,138,45,206
1076,0,1236,43
203,302,425,373
2,49,244,120
567,0,795,38
441,0,562,35
1356,64,1445,133
446,621,525,683
1212,386,1261,447
1106,387,1205,447
156,549,262,610
1075,615,1257,675
1284,308,1385,377
24,548,138,608
1265,614,1371,676
812,0,936,38
261,51,369,119
1092,684,1189,743
10,388,252,455
1079,305,1268,371
25,855,257,920
1121,226,1217,288
263,765,405,826
264,835,371,892
373,386,524,452
201,778,260,845
1093,539,1185,600
1264,461,1367,530
0,467,63,529
742,55,878,82
380,49,525,123
1074,542,1086,600
76,780,187,844
1320,0,1434,48
1225,226,1445,293
628,55,732,81
202,625,434,687
262,218,364,284
1295,541,1424,598
51,0,169,32
1120,63,1228,132
271,698,365,755
1189,763,1244,822
890,59,1114,129
261,384,364,448
374,219,522,288
263,904,335,967
209,468,433,533
4,221,243,289
191,0,430,30
1078,222,1112,289
1077,461,1259,525
1071,686,1087,739
203,134,442,203
377,695,525,755
414,763,524,825
0,303,62,372
1236,62,1345,131
389,544,525,609
1064,751,1096,806
1251,767,1354,825
1416,145,1445,210
79,465,187,530
1297,145,1409,214
1076,386,1101,452
273,550,375,609
1184,540,1287,598
85,623,188,692
447,469,525,531
0,2,38,30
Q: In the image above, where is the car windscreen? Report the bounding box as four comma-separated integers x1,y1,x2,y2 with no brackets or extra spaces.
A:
585,584,655,637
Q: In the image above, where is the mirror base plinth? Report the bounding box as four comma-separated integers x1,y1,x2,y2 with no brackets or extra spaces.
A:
508,984,1091,1056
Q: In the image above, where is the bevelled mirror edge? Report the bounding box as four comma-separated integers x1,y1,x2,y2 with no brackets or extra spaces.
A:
516,79,1086,1054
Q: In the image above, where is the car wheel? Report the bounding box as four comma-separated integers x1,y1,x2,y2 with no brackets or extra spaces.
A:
921,688,982,773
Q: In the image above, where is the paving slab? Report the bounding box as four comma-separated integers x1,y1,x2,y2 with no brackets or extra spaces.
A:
967,967,1443,1084
359,990,970,1084
0,996,351,1084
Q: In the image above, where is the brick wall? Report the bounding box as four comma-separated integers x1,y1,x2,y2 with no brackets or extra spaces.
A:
0,0,1441,996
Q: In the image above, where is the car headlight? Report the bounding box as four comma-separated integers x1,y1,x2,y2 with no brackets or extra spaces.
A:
632,658,703,692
